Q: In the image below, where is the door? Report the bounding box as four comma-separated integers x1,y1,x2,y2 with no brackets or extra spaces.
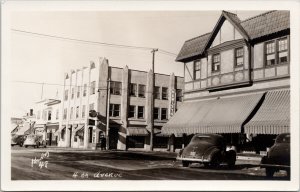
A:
109,127,118,150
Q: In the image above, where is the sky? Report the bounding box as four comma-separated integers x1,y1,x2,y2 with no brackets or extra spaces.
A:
10,10,267,117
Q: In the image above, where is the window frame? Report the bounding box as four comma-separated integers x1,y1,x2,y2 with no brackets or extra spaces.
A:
83,84,87,97
193,60,201,80
63,108,67,120
109,104,121,117
76,106,79,119
264,36,289,67
110,81,122,95
234,47,244,67
77,86,80,98
212,53,221,72
154,86,161,99
129,83,137,97
128,105,136,118
153,107,160,120
162,87,168,100
82,105,86,118
64,90,68,101
161,108,168,120
90,81,96,95
137,106,144,119
277,37,289,64
71,87,75,99
176,89,183,102
138,84,146,98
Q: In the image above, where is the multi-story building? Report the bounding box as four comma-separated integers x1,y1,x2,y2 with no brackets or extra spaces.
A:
162,10,290,153
58,58,184,150
34,99,61,146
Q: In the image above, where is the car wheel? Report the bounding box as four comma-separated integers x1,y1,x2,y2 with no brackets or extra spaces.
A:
182,161,190,167
19,143,23,147
210,153,221,168
25,145,28,148
266,168,275,178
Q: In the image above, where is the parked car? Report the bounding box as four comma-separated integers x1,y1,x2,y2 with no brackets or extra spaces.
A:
260,133,290,177
177,133,236,168
23,134,46,148
11,134,26,147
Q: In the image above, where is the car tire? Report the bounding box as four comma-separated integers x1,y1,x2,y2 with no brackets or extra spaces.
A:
210,153,221,168
19,143,23,147
227,151,236,168
25,145,28,148
182,161,190,167
266,168,275,178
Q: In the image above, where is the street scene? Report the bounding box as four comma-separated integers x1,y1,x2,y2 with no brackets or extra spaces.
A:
11,146,289,180
7,8,293,188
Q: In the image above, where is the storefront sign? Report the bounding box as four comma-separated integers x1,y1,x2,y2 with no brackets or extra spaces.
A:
170,89,176,117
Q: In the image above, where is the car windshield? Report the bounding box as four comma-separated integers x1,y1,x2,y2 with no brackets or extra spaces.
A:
276,134,290,143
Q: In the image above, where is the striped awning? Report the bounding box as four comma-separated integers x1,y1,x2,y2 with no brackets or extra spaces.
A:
244,89,290,134
127,127,149,136
162,93,264,134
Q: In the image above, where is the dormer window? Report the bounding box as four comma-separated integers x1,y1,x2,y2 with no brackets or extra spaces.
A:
266,41,276,66
212,54,220,72
265,37,289,66
278,38,288,64
194,60,201,80
235,47,244,67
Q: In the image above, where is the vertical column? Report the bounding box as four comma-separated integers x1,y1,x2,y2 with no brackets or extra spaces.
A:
145,69,154,150
118,66,129,150
84,67,91,149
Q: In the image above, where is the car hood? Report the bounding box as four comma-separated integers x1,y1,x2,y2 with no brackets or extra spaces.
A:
181,142,216,157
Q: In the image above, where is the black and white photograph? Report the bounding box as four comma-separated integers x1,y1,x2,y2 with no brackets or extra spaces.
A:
1,0,299,191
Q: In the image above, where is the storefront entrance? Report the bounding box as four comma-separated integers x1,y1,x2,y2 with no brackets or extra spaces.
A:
109,127,118,150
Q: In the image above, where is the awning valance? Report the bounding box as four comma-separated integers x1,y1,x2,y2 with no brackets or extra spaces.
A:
244,89,290,134
127,127,149,136
162,93,264,134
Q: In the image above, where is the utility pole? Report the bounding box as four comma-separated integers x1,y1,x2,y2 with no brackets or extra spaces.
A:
150,48,158,151
106,78,111,150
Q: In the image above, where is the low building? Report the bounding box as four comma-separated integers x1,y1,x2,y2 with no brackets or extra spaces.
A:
58,58,184,150
34,99,61,146
162,10,290,153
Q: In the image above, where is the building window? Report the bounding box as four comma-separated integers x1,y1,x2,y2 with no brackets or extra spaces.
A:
48,110,52,121
109,104,120,117
63,108,67,120
235,47,244,66
71,88,74,99
64,90,68,100
82,105,86,118
278,38,288,64
128,105,136,118
43,110,47,120
37,111,41,119
266,41,276,66
154,86,160,99
89,103,94,111
176,89,183,102
83,84,87,96
56,109,59,120
154,108,159,120
90,81,96,95
138,84,146,98
130,83,137,97
194,60,201,79
110,81,122,95
161,108,168,120
137,106,144,119
76,106,79,119
77,86,80,98
212,54,220,72
162,87,168,100
70,107,73,119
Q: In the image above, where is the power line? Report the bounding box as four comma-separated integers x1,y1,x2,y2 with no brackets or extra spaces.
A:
11,28,178,57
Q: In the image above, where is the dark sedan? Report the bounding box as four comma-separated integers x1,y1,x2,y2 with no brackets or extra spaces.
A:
260,133,290,177
177,133,236,168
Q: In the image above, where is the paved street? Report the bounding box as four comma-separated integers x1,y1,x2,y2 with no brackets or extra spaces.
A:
11,146,289,180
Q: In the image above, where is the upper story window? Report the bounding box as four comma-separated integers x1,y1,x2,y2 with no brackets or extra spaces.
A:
278,38,288,64
235,47,244,66
128,105,136,118
70,107,73,119
110,81,122,95
63,108,67,120
56,109,59,120
129,83,137,97
77,86,80,98
176,89,183,102
138,84,146,98
161,108,168,120
266,41,276,66
71,88,75,99
153,107,159,120
162,87,168,100
64,90,68,101
90,81,96,95
154,86,160,99
265,37,289,66
76,106,79,119
194,60,201,80
48,110,52,121
109,104,120,117
83,84,87,97
212,54,220,72
137,106,144,119
82,105,86,118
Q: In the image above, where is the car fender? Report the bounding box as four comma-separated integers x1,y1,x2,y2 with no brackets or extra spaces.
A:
204,147,221,161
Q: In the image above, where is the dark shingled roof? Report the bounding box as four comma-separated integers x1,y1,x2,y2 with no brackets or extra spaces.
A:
176,33,211,61
241,10,290,39
176,10,290,62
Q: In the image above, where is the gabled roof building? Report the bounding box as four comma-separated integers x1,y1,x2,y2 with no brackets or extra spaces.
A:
162,11,290,153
